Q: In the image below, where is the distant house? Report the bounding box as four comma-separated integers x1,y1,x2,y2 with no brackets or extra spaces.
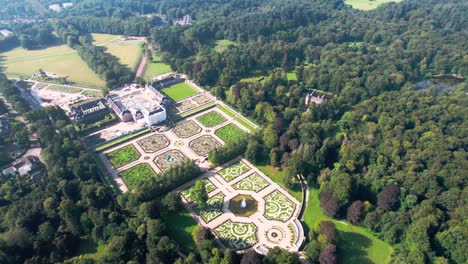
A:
62,2,73,8
0,29,12,37
2,156,44,178
173,15,192,26
70,99,110,123
305,90,325,105
49,4,62,12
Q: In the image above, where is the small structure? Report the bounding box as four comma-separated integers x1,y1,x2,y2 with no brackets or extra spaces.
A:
305,90,325,105
0,29,13,38
107,83,169,126
48,4,62,12
62,2,73,8
2,156,44,178
173,15,193,26
69,99,110,123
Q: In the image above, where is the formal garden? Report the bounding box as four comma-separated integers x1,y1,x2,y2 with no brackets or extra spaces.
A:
120,163,157,190
195,192,225,223
106,144,141,168
161,82,198,101
264,190,296,222
214,123,246,143
218,160,250,182
196,111,227,127
189,135,222,156
213,220,258,250
182,179,216,203
173,120,202,138
137,134,170,153
154,149,188,171
232,173,270,192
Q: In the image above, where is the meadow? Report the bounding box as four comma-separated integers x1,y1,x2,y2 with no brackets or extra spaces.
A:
345,0,403,10
144,55,172,80
214,39,237,53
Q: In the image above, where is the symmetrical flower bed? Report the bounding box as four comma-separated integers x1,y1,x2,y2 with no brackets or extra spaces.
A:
137,134,170,153
181,179,216,203
264,190,296,222
106,144,141,168
173,120,202,138
189,135,222,156
218,161,250,182
213,220,258,250
120,163,157,190
196,192,225,223
232,173,270,192
154,149,188,171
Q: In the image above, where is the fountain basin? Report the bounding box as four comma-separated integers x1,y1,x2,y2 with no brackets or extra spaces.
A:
229,194,258,217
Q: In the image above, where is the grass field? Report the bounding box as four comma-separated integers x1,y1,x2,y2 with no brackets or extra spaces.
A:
287,71,297,81
345,0,403,10
303,187,393,264
2,49,106,88
120,163,157,190
236,117,255,132
105,41,144,70
196,111,227,127
256,164,302,202
159,201,198,251
72,237,107,261
47,85,82,93
214,39,237,53
218,105,236,117
91,33,120,46
144,55,172,80
162,82,198,101
106,144,141,168
214,123,246,143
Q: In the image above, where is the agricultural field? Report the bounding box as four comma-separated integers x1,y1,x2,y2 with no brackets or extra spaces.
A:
120,163,157,190
91,33,120,45
214,123,246,143
2,47,106,88
106,144,141,168
162,82,198,101
214,39,237,53
345,0,403,10
144,55,172,80
196,111,227,127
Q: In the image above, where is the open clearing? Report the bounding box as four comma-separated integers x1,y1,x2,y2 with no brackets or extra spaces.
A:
162,82,198,101
303,187,393,264
345,0,403,10
144,55,172,80
214,39,237,53
104,41,144,70
91,33,120,45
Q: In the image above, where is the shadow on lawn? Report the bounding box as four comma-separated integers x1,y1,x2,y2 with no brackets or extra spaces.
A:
337,231,373,264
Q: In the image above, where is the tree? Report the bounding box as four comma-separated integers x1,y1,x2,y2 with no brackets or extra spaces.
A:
319,244,337,264
264,247,300,264
377,184,400,211
162,192,181,212
245,139,261,163
192,180,208,209
320,190,339,218
305,240,321,262
240,250,262,264
347,200,364,225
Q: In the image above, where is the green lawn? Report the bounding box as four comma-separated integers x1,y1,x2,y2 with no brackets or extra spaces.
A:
218,105,236,117
162,82,198,101
144,55,172,80
345,0,403,10
66,237,107,262
47,85,82,93
105,144,141,168
214,123,247,143
94,128,150,152
196,111,227,127
160,208,198,251
236,117,255,132
91,33,120,46
303,188,393,264
120,163,157,190
214,39,237,53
